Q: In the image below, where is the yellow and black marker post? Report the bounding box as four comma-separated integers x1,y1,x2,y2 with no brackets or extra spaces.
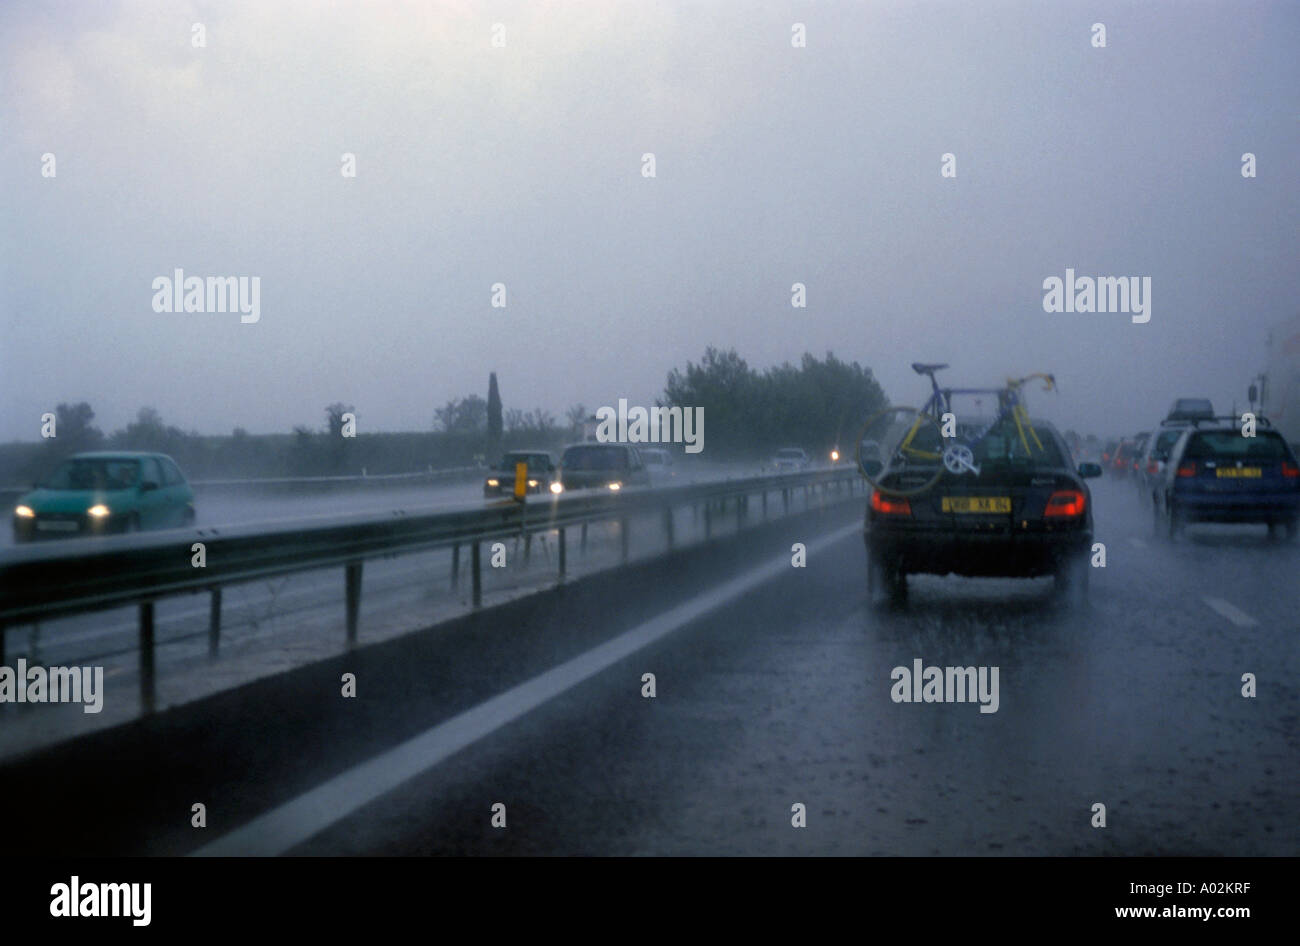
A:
513,461,528,501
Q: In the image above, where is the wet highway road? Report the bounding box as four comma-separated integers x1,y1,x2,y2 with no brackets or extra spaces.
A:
3,476,1296,856
289,476,1297,855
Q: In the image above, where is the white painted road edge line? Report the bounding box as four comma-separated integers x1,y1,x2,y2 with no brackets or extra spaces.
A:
1201,597,1259,628
192,520,864,856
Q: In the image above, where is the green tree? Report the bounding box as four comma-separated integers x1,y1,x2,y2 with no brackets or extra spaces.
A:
660,348,887,458
565,403,587,438
325,403,355,472
435,395,488,433
661,347,756,455
49,402,104,455
487,372,503,457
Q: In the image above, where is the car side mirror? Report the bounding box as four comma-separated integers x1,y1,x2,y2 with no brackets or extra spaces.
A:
1077,462,1102,479
141,481,159,492
862,460,883,478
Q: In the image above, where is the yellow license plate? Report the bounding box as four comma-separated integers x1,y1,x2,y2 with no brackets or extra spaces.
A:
942,496,1011,513
1215,467,1261,478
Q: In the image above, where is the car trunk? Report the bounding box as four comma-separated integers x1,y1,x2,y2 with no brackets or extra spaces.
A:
1190,456,1286,496
927,469,1079,532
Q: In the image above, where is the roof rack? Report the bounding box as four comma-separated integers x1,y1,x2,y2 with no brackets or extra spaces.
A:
1191,415,1272,427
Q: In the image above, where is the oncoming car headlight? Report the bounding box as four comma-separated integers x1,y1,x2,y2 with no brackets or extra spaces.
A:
87,504,111,518
549,482,564,494
527,479,538,488
608,482,622,491
486,478,499,487
14,505,35,518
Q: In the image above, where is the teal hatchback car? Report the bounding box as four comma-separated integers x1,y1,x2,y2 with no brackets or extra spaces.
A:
12,452,196,542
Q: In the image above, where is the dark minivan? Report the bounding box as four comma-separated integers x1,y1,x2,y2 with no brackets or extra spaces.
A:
558,443,651,492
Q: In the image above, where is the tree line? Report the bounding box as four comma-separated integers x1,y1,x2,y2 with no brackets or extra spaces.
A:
0,351,892,483
659,348,889,458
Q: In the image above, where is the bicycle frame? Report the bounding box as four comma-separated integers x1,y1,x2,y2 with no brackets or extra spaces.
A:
907,368,1055,474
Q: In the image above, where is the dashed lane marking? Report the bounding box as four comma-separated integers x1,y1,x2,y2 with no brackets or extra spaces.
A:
1201,597,1259,628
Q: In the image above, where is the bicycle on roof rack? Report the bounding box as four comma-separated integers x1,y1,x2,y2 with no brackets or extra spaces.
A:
855,363,1058,497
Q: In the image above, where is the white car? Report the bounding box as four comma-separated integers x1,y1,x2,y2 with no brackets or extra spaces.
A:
639,447,675,485
772,448,811,472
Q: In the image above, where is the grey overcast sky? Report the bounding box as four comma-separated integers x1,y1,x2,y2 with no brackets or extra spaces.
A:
2,0,1297,443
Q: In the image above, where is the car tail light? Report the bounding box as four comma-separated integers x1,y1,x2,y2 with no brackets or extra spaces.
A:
1282,462,1299,478
1102,453,1110,461
1147,462,1159,474
1177,463,1196,478
870,490,911,516
1044,489,1086,517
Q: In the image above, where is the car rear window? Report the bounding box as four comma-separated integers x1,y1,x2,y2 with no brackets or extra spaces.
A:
562,446,629,471
970,418,1067,468
1183,431,1290,461
1151,430,1181,458
161,458,185,485
140,457,163,486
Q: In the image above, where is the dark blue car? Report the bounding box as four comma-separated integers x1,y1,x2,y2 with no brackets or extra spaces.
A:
1153,422,1300,541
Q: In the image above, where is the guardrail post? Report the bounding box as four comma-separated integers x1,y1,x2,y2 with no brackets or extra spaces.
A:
580,523,588,554
704,502,712,539
558,527,567,581
472,541,482,608
761,490,768,521
783,488,789,514
451,543,460,589
345,562,362,645
738,495,747,529
208,588,222,658
140,602,155,714
663,507,674,549
621,517,630,563
524,532,532,565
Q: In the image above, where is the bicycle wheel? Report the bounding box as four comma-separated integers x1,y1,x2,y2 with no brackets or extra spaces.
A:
855,406,945,497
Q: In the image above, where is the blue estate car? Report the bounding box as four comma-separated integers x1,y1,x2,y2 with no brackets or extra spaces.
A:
1153,421,1299,541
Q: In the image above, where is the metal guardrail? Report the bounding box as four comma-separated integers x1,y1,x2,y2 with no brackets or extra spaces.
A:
189,465,483,488
0,467,862,710
0,466,485,507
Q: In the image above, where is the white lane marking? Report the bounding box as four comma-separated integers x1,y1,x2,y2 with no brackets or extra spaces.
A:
192,521,863,856
1201,597,1259,628
1127,537,1147,548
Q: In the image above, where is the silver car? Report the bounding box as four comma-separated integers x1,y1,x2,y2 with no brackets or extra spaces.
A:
772,447,810,472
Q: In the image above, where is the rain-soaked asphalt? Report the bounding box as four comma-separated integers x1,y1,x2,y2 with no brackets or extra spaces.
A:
299,475,1298,855
3,475,1295,856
